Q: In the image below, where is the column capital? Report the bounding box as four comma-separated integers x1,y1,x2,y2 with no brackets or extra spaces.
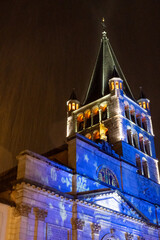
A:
72,218,85,230
15,203,31,217
34,207,48,221
91,223,101,234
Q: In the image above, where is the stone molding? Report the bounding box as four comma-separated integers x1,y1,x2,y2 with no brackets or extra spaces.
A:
91,223,101,234
72,218,85,230
15,203,31,217
34,207,48,221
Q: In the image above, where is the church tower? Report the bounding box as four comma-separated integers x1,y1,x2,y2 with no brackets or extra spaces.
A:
66,20,159,185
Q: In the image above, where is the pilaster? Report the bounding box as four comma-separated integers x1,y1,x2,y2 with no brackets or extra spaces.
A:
91,223,101,240
33,207,48,240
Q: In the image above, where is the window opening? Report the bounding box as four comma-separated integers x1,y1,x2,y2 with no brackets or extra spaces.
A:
76,104,79,110
85,110,91,128
100,103,107,121
116,82,119,89
85,133,91,140
92,107,99,125
124,102,130,120
93,130,100,143
142,117,147,131
72,103,75,110
98,168,118,187
144,139,151,156
139,134,144,152
127,129,132,145
77,113,84,131
143,102,146,109
136,156,142,174
130,109,136,123
142,159,149,178
120,82,122,90
111,81,114,90
133,133,139,149
136,114,141,127
68,103,71,111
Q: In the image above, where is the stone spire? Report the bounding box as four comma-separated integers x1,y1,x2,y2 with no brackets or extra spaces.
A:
83,20,135,105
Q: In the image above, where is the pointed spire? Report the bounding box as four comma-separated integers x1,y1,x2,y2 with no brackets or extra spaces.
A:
69,88,77,100
83,22,135,105
112,66,119,78
138,86,146,99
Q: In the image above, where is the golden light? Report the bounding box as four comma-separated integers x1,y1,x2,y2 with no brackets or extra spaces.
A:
85,110,91,119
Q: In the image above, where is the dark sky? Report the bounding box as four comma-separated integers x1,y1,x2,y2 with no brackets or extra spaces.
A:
0,0,160,172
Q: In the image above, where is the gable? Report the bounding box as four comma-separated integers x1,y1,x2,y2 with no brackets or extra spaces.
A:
78,190,148,221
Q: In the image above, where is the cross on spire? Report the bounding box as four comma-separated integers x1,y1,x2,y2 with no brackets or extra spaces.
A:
101,17,107,39
101,17,106,31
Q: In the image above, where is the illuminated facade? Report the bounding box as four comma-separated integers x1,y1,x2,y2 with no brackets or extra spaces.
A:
0,28,160,239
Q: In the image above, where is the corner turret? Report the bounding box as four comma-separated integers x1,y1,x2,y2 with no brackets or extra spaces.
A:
66,89,80,138
67,89,80,117
137,87,150,114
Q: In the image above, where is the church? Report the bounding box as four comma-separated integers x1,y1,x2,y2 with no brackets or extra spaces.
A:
0,22,160,240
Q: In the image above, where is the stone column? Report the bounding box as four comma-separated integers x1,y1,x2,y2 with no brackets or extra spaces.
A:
34,207,48,240
72,218,85,240
91,223,101,240
13,203,31,240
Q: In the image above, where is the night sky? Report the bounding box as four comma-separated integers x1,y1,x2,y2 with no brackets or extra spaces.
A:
0,0,160,172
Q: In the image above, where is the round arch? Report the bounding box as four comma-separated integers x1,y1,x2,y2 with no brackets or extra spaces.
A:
97,166,119,188
102,233,119,240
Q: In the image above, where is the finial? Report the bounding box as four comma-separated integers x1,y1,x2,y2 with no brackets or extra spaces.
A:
69,88,77,100
139,86,146,99
101,17,107,38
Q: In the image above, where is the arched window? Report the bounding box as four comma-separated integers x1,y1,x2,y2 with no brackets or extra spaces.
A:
111,81,114,90
98,168,119,187
85,133,91,140
142,158,149,178
92,106,99,125
142,116,148,131
130,106,136,123
136,113,142,127
133,131,139,149
139,134,144,152
143,101,146,109
124,102,130,120
68,103,71,111
85,109,91,128
93,130,100,143
136,155,142,174
115,81,119,89
77,113,84,131
127,128,132,145
144,138,151,156
100,102,107,121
